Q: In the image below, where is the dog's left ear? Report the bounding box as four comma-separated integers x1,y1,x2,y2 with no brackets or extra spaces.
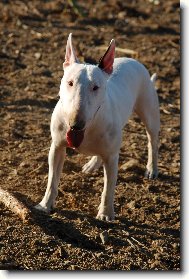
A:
63,33,79,69
98,39,115,74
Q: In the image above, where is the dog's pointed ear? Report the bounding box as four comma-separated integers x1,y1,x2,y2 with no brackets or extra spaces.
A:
63,33,79,69
98,39,115,74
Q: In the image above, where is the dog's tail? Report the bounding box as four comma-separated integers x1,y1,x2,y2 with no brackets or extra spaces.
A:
151,73,157,87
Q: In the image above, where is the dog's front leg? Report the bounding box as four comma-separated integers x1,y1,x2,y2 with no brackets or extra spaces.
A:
35,142,66,213
97,154,119,221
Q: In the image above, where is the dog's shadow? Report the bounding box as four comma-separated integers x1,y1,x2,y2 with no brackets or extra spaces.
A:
13,193,136,250
13,168,180,252
14,193,104,251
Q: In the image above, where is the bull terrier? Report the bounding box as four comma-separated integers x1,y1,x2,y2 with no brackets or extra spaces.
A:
35,33,160,221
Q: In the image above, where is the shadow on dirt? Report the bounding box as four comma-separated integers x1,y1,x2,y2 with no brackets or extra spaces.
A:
9,184,180,270
5,98,57,112
14,192,104,251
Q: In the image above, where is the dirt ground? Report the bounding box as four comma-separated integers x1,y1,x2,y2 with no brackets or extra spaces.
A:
0,0,180,271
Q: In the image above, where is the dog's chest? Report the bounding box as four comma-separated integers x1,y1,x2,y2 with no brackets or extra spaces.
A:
75,129,107,155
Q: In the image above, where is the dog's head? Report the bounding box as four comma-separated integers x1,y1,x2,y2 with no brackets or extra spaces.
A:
59,33,115,133
59,34,115,148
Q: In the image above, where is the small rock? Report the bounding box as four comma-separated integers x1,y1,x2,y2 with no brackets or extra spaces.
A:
100,230,109,244
155,213,161,220
150,260,160,269
127,200,135,210
12,169,17,175
63,260,71,266
24,86,30,92
70,264,80,270
154,253,160,260
172,243,178,249
52,247,63,258
19,161,30,168
18,142,25,148
16,19,22,26
118,11,126,19
96,252,103,258
122,230,129,236
34,52,41,59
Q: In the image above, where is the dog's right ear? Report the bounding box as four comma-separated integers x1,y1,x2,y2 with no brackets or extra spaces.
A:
98,39,115,74
63,33,79,69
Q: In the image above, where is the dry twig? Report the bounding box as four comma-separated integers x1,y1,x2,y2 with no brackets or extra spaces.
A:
29,164,43,175
0,187,31,223
95,46,138,58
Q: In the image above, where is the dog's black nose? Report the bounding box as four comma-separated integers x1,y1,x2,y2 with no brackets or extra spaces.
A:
70,120,85,131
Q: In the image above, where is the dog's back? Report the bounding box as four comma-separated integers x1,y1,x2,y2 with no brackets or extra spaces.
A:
106,57,156,128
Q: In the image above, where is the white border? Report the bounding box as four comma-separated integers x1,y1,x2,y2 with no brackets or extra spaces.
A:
1,1,187,278
181,0,189,277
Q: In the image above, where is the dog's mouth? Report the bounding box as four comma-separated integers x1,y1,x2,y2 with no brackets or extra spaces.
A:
66,128,85,148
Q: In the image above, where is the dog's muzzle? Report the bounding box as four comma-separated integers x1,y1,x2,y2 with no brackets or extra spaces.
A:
65,105,102,149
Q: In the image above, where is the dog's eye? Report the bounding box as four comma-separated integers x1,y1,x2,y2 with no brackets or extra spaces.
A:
68,80,73,87
93,85,99,91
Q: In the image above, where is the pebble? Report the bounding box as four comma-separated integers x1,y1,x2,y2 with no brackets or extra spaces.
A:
70,264,80,270
63,260,71,266
96,252,103,258
127,200,135,210
18,142,25,148
19,161,30,168
149,0,159,4
12,169,17,175
52,247,63,258
118,11,126,19
34,52,41,59
150,260,160,269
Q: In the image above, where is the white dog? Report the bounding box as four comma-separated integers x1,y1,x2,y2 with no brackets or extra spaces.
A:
35,33,160,221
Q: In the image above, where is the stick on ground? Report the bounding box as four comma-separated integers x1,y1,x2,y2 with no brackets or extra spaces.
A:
95,46,139,58
0,187,32,223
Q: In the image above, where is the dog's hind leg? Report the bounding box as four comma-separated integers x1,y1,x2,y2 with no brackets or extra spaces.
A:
144,126,159,179
135,75,160,179
82,156,102,173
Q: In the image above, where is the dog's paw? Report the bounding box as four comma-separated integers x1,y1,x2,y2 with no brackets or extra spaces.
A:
82,160,101,174
96,206,115,221
96,213,114,221
34,203,51,214
82,162,94,173
145,169,158,179
82,156,102,174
